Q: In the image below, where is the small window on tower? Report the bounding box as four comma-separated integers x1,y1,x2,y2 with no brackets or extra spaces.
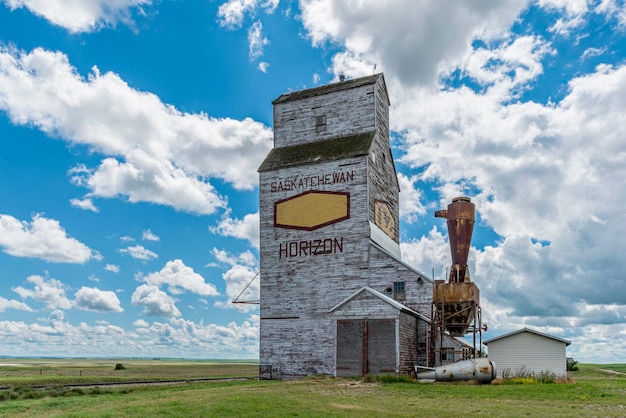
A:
315,115,327,133
393,281,405,301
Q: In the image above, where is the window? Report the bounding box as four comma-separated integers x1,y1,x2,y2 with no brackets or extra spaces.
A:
315,115,327,133
441,347,455,363
393,281,405,301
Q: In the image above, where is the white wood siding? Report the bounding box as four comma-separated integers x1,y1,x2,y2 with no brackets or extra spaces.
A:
487,332,567,378
259,74,435,378
273,83,376,148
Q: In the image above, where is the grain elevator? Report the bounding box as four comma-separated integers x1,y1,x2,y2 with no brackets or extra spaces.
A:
258,74,472,379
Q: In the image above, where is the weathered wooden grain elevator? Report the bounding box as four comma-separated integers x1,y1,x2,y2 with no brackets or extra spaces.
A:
258,74,468,379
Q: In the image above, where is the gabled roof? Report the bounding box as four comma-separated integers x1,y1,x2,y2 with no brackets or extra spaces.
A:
272,73,389,105
483,327,571,346
258,131,375,172
330,286,429,321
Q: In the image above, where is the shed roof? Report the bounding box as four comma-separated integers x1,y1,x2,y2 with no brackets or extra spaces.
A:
330,286,429,321
258,131,375,172
484,327,571,346
272,73,388,105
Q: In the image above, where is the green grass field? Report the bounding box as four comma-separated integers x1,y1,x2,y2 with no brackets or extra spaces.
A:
0,358,258,386
0,360,624,417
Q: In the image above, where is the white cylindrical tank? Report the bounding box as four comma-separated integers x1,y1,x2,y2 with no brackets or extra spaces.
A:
416,358,497,383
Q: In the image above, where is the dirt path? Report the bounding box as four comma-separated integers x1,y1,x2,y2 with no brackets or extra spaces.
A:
596,369,625,375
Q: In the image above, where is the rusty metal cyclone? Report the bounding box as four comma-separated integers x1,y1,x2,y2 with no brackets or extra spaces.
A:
435,197,475,283
432,196,484,360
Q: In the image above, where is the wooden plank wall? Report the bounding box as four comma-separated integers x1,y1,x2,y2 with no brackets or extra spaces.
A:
259,76,433,378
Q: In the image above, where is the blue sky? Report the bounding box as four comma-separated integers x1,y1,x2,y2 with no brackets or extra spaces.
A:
0,0,625,362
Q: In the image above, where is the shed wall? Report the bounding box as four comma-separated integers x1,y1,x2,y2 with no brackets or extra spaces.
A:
368,245,432,316
487,332,567,378
399,313,418,375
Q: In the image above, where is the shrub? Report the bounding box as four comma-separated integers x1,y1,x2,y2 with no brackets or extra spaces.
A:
114,363,126,370
536,371,557,383
566,357,579,371
66,388,86,397
501,367,565,384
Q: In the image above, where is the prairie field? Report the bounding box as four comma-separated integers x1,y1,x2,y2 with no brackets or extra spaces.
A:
0,359,624,417
0,358,258,387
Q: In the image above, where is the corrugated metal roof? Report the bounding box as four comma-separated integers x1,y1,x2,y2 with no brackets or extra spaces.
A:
257,131,375,172
483,327,571,346
272,73,388,105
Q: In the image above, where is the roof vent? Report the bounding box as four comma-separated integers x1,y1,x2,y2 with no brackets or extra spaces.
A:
339,74,345,82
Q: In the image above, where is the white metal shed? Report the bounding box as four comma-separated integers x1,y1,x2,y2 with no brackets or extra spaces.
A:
484,328,571,378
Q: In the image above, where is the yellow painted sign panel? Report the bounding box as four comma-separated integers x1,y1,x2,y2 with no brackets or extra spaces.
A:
375,200,396,240
275,191,350,230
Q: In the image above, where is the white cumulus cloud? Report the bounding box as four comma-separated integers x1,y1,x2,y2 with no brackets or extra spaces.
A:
104,264,120,273
0,313,258,357
119,245,158,261
210,249,258,312
12,275,72,310
0,296,33,312
0,47,273,214
2,0,152,33
299,0,529,86
70,197,99,212
142,229,160,241
74,287,123,313
210,211,260,249
131,284,181,317
248,20,269,61
143,259,219,296
0,213,99,263
133,319,149,327
397,173,426,223
258,61,269,73
217,0,279,29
